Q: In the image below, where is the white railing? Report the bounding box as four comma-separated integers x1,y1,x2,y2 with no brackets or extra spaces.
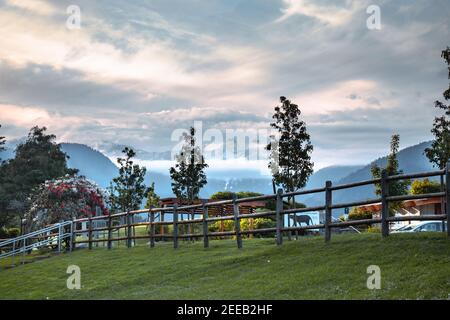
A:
0,221,73,261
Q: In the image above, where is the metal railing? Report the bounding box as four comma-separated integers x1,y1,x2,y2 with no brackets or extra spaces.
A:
0,221,73,261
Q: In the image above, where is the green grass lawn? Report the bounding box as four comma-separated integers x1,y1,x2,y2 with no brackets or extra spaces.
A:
0,232,449,300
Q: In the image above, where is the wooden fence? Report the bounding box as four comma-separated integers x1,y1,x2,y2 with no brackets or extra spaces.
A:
71,162,450,250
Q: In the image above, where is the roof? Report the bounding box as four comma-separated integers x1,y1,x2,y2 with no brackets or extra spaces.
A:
158,197,267,216
357,197,442,213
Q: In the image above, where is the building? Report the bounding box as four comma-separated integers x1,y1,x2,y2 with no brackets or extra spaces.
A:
357,197,443,229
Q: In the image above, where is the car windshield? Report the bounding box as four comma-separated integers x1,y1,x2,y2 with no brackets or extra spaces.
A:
396,225,415,231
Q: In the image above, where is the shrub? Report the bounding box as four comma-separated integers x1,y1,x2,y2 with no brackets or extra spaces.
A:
410,178,441,195
0,227,20,238
253,218,276,230
207,218,276,238
348,207,372,221
26,175,109,230
7,228,20,238
0,227,8,239
208,220,235,232
367,226,381,233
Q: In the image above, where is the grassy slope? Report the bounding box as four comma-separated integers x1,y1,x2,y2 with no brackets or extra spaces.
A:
0,233,449,300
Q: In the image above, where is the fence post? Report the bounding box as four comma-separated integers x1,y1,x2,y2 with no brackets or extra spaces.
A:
126,210,132,248
173,205,179,249
57,223,62,253
233,194,243,249
88,216,93,250
275,188,283,246
202,203,209,248
324,181,332,243
95,207,100,247
70,220,75,252
446,161,450,237
381,170,390,238
107,214,112,250
150,208,155,248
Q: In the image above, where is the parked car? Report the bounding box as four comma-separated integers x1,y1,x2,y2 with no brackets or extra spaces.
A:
392,221,447,233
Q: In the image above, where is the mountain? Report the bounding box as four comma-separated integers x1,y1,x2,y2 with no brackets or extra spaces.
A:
303,165,364,190
61,143,118,189
303,141,435,211
1,141,437,207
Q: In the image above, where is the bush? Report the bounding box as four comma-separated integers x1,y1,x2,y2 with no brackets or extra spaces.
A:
0,227,8,239
208,220,235,232
367,226,381,233
0,227,21,239
7,228,20,238
253,218,276,230
410,178,441,195
348,207,372,221
207,218,276,238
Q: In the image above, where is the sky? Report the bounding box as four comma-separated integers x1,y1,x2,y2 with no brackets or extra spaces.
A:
0,0,449,171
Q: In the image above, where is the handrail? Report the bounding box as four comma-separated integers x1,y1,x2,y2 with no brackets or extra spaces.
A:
0,221,73,261
0,221,71,247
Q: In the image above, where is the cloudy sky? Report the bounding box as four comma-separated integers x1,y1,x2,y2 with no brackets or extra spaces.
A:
1,0,449,170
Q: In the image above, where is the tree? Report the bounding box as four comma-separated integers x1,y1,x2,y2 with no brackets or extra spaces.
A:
425,47,450,170
424,47,450,218
266,97,314,196
410,178,441,195
266,97,313,239
371,134,410,214
108,147,149,213
169,127,208,203
0,126,76,227
26,175,108,230
0,124,5,161
145,182,160,209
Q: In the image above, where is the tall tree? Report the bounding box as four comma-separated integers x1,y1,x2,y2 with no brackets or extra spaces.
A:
108,147,149,213
266,96,314,196
425,47,450,170
169,127,208,203
424,47,450,217
0,124,5,160
371,134,410,214
145,182,160,209
0,126,76,227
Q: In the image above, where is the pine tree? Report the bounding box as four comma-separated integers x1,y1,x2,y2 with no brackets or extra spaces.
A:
169,127,208,203
371,134,410,215
266,96,314,195
0,124,5,158
108,147,149,213
145,182,160,209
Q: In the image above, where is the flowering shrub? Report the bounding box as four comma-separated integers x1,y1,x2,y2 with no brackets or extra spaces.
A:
26,175,109,229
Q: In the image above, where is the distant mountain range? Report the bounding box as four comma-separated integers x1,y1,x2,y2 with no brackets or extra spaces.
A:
1,141,436,210
302,141,435,211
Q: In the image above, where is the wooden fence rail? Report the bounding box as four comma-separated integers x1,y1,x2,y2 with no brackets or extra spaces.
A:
71,162,450,250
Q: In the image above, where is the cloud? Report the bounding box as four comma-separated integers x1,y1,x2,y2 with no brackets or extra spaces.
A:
0,4,270,106
292,80,389,114
5,0,57,15
0,0,449,169
276,0,363,26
